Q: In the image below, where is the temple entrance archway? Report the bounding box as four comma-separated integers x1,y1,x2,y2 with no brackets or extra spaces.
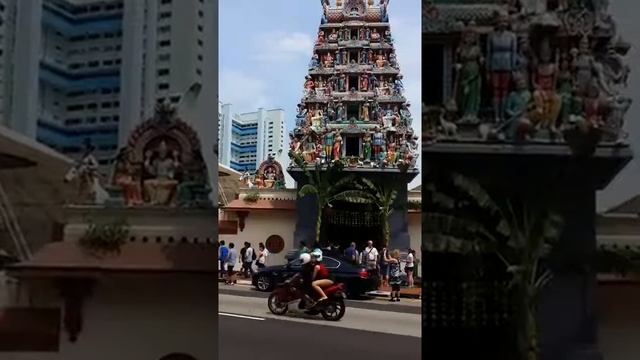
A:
322,200,383,251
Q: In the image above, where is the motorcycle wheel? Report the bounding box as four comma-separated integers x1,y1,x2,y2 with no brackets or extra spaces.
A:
320,298,346,321
267,293,288,315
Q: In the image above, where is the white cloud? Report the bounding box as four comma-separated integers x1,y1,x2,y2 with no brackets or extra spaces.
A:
252,31,314,63
219,69,271,112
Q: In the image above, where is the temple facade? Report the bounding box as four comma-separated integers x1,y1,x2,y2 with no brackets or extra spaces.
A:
287,0,420,250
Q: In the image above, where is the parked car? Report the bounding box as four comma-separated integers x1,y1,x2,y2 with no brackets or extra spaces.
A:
252,254,378,298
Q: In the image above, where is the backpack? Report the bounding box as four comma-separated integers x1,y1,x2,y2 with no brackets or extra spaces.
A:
251,248,257,261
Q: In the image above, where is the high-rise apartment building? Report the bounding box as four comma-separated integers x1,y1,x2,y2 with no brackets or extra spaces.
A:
218,102,285,172
0,0,216,168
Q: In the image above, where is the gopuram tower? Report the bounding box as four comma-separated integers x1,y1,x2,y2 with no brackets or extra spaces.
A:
288,0,419,249
423,1,633,359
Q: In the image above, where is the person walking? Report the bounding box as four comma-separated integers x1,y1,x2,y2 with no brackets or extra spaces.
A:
344,242,358,265
243,242,255,278
379,246,389,287
239,243,247,276
405,248,415,288
225,243,238,285
256,242,269,269
362,240,379,276
218,241,228,280
385,249,402,302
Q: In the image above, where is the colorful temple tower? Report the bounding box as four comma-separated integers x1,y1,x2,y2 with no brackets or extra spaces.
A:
288,0,419,249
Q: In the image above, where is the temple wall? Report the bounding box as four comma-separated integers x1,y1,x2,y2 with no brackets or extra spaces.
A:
219,210,296,267
3,275,217,360
597,284,640,360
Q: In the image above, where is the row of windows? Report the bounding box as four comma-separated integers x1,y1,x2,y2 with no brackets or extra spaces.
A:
64,115,120,126
67,44,122,56
63,2,123,15
66,87,120,98
62,144,117,154
69,31,122,42
66,101,120,112
68,58,121,70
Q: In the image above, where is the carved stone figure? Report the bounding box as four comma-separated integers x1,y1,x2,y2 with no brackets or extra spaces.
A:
531,38,562,133
376,54,386,68
309,54,320,69
372,127,384,159
64,142,108,205
143,141,179,206
363,132,372,161
360,74,369,91
333,133,343,160
316,31,326,45
603,96,632,144
557,54,574,124
323,129,335,162
335,50,343,65
455,26,483,123
324,52,334,67
504,74,534,141
112,148,143,207
486,13,518,123
328,29,339,42
371,29,381,41
572,36,595,97
362,101,370,121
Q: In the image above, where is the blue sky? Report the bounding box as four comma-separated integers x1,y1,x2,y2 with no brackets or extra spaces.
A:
219,0,422,188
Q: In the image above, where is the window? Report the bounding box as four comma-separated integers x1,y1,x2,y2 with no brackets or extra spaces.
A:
197,54,203,61
64,118,81,126
87,103,98,110
197,39,203,46
113,115,120,122
198,10,204,18
115,59,122,65
161,0,172,4
66,105,84,111
86,117,97,124
70,36,86,42
113,101,120,107
158,25,171,33
69,63,83,70
157,83,169,90
100,116,111,123
196,69,202,76
116,45,122,51
157,68,170,76
102,102,112,109
101,88,112,94
197,25,203,32
104,32,114,39
88,61,99,68
158,53,171,61
103,60,114,66
159,12,171,19
158,40,171,47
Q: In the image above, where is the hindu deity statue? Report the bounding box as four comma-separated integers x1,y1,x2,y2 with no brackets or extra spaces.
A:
376,54,386,68
143,141,180,206
386,141,396,164
372,127,384,158
380,0,390,22
336,102,346,121
309,54,320,69
316,31,325,45
328,29,339,42
360,74,369,91
341,49,348,65
486,13,518,123
505,74,534,141
112,148,143,207
377,139,387,167
290,134,301,154
362,101,370,121
321,0,330,24
572,36,595,97
557,54,574,124
363,132,372,161
323,129,335,162
393,75,404,95
360,50,368,64
359,27,366,40
399,103,412,127
311,110,324,128
531,38,562,133
304,76,315,97
296,103,308,127
302,136,317,163
338,74,346,92
604,95,632,143
384,29,392,43
515,35,532,89
365,27,371,40
333,133,343,161
335,50,342,66
371,29,381,41
584,84,603,128
520,0,547,15
389,52,398,68
368,49,374,64
324,52,334,68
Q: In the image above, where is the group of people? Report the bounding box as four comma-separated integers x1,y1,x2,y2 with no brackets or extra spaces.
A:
344,240,417,302
217,241,269,285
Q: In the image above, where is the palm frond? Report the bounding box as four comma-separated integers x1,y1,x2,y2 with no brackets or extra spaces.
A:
299,184,319,198
330,190,374,204
424,213,499,246
452,173,511,236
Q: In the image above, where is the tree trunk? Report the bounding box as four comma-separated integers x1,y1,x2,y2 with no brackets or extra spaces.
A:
315,204,323,245
382,211,390,248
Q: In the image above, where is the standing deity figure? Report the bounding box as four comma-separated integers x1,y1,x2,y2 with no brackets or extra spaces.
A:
113,149,143,207
363,132,372,161
455,26,483,123
519,0,547,15
302,136,317,163
336,102,346,121
323,129,335,162
376,54,386,68
367,49,374,64
337,74,345,92
324,52,334,67
328,29,339,42
143,141,180,205
333,133,343,161
362,102,370,121
365,27,371,40
387,141,397,164
369,74,379,91
372,127,384,159
359,50,367,64
572,36,595,97
531,38,562,132
359,28,366,40
400,103,412,126
360,74,369,91
311,110,324,128
316,31,325,45
486,14,518,123
584,84,603,128
604,96,632,144
309,54,320,69
335,50,342,65
321,0,330,24
380,0,390,22
393,76,404,96
515,35,532,89
296,103,307,127
383,108,395,128
557,54,574,125
304,76,315,97
341,49,348,65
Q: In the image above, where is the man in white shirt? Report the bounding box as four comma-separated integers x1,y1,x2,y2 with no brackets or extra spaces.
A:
242,242,255,278
362,240,379,274
256,242,269,269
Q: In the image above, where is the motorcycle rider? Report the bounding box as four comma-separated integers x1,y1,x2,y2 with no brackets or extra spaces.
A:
310,249,333,302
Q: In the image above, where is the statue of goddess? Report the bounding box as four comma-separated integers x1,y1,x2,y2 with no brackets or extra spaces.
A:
363,132,372,161
333,133,343,161
372,127,384,159
362,101,370,121
486,13,518,123
323,129,335,162
572,36,595,97
143,141,180,205
531,38,562,133
316,31,325,45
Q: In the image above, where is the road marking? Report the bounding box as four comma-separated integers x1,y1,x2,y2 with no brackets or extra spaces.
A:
219,312,266,321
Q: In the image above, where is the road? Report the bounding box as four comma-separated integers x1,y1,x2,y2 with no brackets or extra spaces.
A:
219,290,421,359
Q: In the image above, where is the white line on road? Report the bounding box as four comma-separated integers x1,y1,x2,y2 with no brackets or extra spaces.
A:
219,312,266,321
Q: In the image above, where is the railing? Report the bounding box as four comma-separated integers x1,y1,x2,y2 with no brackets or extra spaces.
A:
0,181,31,260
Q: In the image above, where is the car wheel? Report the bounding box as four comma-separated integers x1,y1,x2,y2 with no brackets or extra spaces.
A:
256,275,272,291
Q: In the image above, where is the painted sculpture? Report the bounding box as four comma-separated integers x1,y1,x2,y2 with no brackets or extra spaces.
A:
289,0,417,169
423,1,632,146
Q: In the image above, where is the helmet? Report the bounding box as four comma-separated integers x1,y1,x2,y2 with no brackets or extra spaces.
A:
299,253,311,264
310,249,323,262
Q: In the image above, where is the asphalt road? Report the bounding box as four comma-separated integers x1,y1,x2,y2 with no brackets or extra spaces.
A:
219,293,421,359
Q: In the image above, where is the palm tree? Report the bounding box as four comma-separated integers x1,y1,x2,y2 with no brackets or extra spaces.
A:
424,173,563,360
292,153,354,245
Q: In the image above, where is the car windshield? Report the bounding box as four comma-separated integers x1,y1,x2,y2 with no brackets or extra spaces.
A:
288,256,341,269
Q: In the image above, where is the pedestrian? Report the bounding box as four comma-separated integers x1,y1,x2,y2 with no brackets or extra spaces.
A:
344,242,358,265
225,242,238,285
385,249,402,302
239,243,247,275
256,242,269,269
243,242,255,278
380,246,389,287
405,248,415,288
362,240,379,276
218,240,228,280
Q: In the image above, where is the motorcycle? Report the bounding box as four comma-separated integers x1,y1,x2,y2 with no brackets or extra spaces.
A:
267,275,347,321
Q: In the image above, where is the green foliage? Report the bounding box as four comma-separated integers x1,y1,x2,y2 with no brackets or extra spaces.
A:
243,189,260,203
79,219,130,255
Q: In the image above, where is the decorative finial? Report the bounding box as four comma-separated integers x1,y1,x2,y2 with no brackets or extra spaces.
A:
337,0,342,7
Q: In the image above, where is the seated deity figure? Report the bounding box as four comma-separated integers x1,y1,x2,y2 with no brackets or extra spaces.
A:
376,54,386,68
504,74,534,141
113,149,143,207
143,141,180,205
531,39,562,133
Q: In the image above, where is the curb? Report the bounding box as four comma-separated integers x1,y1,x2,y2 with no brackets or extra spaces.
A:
367,290,421,300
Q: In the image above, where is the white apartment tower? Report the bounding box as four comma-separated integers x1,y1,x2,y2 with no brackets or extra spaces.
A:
218,102,285,172
0,0,217,170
